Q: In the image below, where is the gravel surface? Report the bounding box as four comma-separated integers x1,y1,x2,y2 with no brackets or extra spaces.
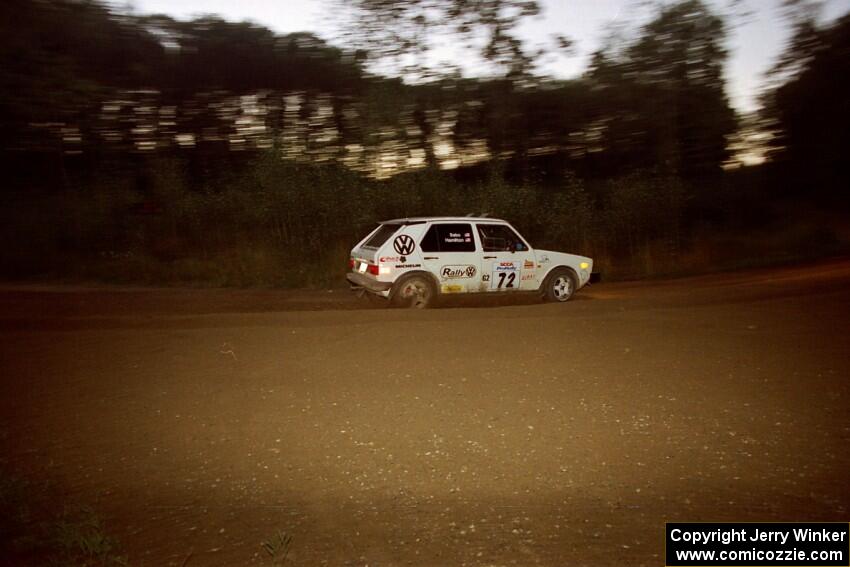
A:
2,259,849,566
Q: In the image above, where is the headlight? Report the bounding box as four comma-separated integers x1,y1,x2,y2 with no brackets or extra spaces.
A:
580,262,589,270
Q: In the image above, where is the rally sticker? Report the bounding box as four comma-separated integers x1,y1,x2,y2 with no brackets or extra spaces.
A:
440,265,477,279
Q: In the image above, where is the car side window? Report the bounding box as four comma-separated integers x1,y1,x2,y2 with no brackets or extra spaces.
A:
420,223,475,252
477,224,526,252
420,225,440,252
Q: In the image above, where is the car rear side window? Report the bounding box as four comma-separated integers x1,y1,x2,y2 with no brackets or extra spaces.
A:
363,224,400,248
420,223,475,252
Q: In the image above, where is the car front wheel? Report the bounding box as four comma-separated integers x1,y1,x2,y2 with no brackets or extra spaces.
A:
393,275,435,309
543,268,576,302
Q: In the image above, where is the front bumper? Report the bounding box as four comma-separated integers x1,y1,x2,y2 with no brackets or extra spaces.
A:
346,272,392,293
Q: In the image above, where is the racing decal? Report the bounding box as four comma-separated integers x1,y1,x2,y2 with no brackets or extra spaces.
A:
441,284,465,293
440,265,477,279
380,256,399,263
538,254,550,264
521,273,535,281
491,260,521,289
393,234,415,255
482,274,490,282
523,260,534,269
394,263,421,269
443,231,472,245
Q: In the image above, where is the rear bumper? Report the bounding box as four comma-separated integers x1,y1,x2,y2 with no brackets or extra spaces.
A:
346,272,393,293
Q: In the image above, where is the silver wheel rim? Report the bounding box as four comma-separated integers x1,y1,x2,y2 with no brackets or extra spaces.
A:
402,280,430,308
552,275,572,301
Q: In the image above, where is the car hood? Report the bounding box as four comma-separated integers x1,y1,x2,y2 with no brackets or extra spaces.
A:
535,249,592,268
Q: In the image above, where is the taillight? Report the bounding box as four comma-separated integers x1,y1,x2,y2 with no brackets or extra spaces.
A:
367,263,380,276
349,258,355,269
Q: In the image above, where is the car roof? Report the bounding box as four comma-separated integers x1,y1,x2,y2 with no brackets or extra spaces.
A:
380,216,508,224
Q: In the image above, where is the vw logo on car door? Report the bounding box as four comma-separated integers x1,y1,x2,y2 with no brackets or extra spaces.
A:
393,235,415,255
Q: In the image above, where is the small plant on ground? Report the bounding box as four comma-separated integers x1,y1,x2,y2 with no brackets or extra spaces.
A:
261,531,293,565
52,506,128,566
0,467,128,567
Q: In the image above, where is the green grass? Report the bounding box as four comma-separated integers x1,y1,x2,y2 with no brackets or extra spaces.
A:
52,507,128,566
0,468,127,566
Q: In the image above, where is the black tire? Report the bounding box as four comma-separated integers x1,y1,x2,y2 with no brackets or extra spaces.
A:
543,268,577,303
392,275,436,309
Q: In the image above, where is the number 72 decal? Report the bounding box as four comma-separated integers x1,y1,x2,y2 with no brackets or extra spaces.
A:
496,271,516,288
491,261,522,289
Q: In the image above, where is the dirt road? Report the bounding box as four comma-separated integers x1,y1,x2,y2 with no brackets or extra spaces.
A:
2,260,849,566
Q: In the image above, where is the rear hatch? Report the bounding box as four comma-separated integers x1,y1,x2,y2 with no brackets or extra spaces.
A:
350,223,402,273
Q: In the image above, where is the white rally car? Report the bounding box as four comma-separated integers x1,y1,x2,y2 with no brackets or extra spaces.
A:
346,216,596,308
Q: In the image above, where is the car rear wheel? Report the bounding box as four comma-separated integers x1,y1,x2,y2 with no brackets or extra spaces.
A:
393,275,435,309
543,268,576,302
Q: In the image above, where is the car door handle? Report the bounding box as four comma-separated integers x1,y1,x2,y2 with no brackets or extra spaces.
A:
483,255,497,259
423,256,440,260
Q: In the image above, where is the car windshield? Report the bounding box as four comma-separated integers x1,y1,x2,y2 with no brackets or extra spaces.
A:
363,224,400,248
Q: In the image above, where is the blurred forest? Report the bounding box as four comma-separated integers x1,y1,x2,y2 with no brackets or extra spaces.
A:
0,0,847,286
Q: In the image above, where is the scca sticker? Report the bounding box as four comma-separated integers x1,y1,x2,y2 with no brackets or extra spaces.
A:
393,234,415,255
491,260,521,289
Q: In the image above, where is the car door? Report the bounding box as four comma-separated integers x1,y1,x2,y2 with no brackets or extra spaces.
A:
476,223,537,292
418,222,482,294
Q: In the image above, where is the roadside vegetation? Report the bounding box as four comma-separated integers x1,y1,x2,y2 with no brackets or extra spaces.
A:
0,469,128,566
1,466,300,566
2,155,845,287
